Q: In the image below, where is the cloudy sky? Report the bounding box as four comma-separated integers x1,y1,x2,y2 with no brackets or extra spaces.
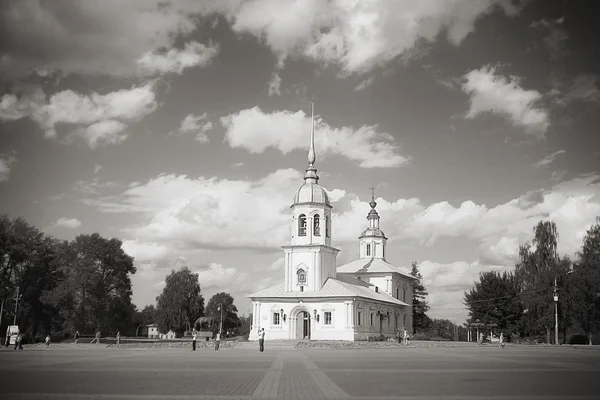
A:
1,0,599,324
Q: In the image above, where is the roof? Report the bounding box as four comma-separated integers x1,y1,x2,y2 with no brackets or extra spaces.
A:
336,258,416,280
293,182,330,206
247,276,410,306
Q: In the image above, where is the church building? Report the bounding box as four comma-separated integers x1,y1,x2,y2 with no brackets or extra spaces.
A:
247,101,416,341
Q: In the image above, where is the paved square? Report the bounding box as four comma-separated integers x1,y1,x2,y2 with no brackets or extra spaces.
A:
1,344,599,399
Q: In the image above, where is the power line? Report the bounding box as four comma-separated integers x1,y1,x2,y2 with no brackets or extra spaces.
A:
463,285,554,305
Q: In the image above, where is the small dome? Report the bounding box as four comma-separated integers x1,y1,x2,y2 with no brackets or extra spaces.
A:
294,183,330,206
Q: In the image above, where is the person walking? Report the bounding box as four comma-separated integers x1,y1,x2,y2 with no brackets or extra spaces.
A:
74,331,79,344
499,332,505,348
402,328,408,346
192,329,197,351
214,331,221,351
90,330,100,344
45,334,51,350
259,328,265,352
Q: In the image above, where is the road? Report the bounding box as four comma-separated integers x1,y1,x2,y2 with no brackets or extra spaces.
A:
1,343,599,399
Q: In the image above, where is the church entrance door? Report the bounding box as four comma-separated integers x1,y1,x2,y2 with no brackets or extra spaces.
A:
295,311,311,340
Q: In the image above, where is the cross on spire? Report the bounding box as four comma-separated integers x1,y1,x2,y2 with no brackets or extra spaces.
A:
369,185,377,209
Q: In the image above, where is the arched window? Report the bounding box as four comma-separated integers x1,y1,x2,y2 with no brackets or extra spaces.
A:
403,284,407,303
313,214,321,236
325,216,330,238
297,269,306,284
298,214,306,236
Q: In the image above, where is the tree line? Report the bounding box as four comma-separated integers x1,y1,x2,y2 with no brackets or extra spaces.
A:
464,218,600,344
0,214,245,341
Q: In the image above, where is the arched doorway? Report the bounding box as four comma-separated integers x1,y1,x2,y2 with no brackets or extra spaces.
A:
295,311,311,340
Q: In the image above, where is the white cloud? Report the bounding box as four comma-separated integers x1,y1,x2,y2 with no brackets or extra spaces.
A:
354,76,375,92
0,151,17,182
534,150,565,168
0,1,229,79
170,113,213,143
94,164,103,174
53,217,82,229
220,106,409,168
268,73,282,96
0,83,158,148
227,0,521,74
138,41,219,75
462,65,550,138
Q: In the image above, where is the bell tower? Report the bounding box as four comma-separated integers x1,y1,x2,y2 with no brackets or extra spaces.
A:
282,97,339,292
358,186,387,260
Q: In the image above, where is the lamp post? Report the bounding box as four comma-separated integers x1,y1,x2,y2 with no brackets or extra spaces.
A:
554,270,573,345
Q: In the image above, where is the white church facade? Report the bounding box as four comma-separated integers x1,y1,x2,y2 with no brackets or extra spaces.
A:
248,101,416,341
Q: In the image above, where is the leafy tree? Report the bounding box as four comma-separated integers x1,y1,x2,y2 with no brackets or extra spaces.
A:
410,261,430,334
41,233,136,335
205,292,240,333
464,270,523,332
155,267,204,336
0,215,62,339
515,221,569,342
571,217,600,342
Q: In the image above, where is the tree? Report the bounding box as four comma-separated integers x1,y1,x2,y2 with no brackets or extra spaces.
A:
515,221,568,342
464,270,522,332
41,233,137,335
205,292,240,333
155,267,204,336
133,304,157,336
410,261,430,334
0,215,62,339
571,217,600,342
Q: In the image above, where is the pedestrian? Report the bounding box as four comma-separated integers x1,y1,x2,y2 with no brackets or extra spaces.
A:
402,328,408,346
259,328,265,352
215,331,221,351
499,332,505,348
14,333,23,350
45,334,51,350
396,330,401,344
192,329,197,351
74,330,79,344
116,331,120,346
91,330,100,344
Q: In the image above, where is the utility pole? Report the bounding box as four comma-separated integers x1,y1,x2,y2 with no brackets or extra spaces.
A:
219,303,224,336
13,287,20,326
554,275,559,345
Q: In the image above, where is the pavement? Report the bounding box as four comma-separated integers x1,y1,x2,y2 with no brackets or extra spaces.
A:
1,343,599,400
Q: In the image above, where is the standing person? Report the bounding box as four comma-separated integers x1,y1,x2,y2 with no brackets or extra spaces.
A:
45,334,51,350
116,331,120,346
192,329,197,351
214,331,221,351
74,331,79,344
396,330,401,344
259,328,265,352
499,332,505,348
402,328,408,346
14,333,23,350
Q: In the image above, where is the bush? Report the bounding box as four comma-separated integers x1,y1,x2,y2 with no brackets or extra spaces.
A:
412,332,451,341
367,335,387,342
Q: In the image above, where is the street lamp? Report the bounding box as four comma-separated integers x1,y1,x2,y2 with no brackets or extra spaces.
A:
554,270,573,345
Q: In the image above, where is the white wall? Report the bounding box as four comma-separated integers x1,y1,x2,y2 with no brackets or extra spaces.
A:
249,298,412,341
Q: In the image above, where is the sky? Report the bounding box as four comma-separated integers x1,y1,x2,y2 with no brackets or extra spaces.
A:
1,0,599,324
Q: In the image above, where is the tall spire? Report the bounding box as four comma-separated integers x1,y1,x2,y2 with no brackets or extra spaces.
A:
308,95,316,166
304,95,319,184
